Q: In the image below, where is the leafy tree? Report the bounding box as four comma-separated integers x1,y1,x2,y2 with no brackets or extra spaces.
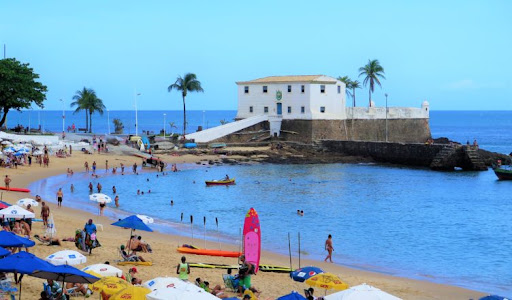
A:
113,118,124,134
167,73,204,137
168,121,177,135
0,58,47,127
87,94,105,133
358,59,386,107
337,76,353,100
220,119,228,125
347,80,361,107
71,87,94,131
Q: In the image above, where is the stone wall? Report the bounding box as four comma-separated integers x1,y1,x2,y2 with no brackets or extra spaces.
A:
212,122,269,143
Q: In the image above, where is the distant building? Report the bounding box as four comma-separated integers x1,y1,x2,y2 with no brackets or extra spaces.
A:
236,75,347,120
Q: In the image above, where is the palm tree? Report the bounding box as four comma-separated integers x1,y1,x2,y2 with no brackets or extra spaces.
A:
70,87,94,131
348,80,361,107
358,59,386,107
168,121,178,136
86,95,105,133
167,73,204,137
337,76,353,100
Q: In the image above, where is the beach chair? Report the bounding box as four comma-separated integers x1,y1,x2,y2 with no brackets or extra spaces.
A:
222,274,238,292
118,246,138,262
0,279,17,300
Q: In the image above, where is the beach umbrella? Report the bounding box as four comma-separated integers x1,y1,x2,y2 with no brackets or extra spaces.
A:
1,141,12,145
0,231,35,248
305,273,349,292
83,270,103,278
143,277,200,291
111,215,153,255
479,296,510,300
31,264,100,284
45,250,87,265
16,198,39,207
137,214,155,224
0,200,10,209
290,266,324,282
82,263,123,277
324,283,401,300
32,150,43,156
277,291,307,300
89,193,112,203
0,204,35,219
110,285,151,300
91,276,130,296
0,246,11,257
146,284,220,300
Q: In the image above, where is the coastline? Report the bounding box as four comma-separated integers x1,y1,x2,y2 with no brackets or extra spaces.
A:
3,149,488,299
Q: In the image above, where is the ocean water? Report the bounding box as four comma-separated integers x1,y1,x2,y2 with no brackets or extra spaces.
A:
24,110,512,296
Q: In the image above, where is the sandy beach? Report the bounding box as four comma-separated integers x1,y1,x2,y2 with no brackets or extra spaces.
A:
1,148,486,300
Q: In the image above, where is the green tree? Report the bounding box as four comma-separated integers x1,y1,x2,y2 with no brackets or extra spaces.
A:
168,121,177,135
86,94,105,133
167,73,204,137
337,76,353,100
347,80,361,107
113,118,124,134
0,58,47,127
70,87,94,131
358,59,386,107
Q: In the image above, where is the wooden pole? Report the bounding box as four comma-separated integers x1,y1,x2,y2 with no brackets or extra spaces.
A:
190,215,194,241
288,233,292,271
298,232,301,269
216,217,221,250
179,213,183,247
203,216,206,249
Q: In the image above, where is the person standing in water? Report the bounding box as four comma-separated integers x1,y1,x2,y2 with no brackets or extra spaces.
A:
324,234,334,263
92,161,97,174
97,183,102,193
56,188,63,207
115,195,119,207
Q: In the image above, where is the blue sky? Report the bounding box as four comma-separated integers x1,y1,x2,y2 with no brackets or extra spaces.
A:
1,0,510,111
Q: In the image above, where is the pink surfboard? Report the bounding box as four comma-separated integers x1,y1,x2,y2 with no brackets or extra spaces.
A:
243,207,261,274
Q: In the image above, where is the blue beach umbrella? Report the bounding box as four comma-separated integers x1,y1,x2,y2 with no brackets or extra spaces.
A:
32,264,100,284
0,231,35,248
479,296,510,300
0,200,11,208
290,266,324,282
0,246,10,257
111,215,153,255
277,291,307,300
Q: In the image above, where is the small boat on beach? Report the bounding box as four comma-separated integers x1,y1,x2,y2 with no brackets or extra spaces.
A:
177,246,241,258
209,143,226,149
493,166,512,180
205,178,235,186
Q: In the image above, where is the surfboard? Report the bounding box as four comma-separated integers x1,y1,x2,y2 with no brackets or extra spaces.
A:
0,187,30,193
243,207,261,274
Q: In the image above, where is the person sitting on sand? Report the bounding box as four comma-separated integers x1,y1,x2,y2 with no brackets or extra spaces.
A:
126,267,142,285
120,245,146,262
65,282,91,297
238,255,253,294
127,235,147,253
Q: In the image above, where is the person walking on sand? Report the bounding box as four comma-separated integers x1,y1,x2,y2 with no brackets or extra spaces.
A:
105,160,108,172
324,234,334,263
41,202,50,227
177,256,190,281
56,188,63,207
84,161,89,173
4,175,11,191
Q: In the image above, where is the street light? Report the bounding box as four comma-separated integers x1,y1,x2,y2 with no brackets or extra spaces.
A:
163,113,166,139
385,93,388,142
59,98,65,134
134,91,141,136
202,110,205,129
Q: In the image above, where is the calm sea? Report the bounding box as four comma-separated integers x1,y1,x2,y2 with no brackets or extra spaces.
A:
26,110,512,296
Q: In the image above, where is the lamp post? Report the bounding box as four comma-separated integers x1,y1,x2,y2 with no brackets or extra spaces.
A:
60,99,65,134
385,93,388,142
107,109,110,135
134,91,141,136
202,110,205,129
163,113,166,138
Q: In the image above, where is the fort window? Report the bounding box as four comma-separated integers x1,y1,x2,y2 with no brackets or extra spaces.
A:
320,85,326,93
249,106,253,113
263,86,268,93
244,86,249,94
301,85,305,93
301,106,305,113
320,106,326,113
287,85,292,93
337,86,341,94
264,106,269,113
288,106,292,113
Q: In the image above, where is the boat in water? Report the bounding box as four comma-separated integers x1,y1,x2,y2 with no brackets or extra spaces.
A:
493,166,512,180
205,178,235,186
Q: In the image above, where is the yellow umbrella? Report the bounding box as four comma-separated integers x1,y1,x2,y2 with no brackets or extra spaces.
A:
91,276,130,296
110,286,151,300
305,272,349,291
84,270,103,278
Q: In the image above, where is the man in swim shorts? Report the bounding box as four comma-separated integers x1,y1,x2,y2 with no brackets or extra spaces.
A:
238,255,253,293
4,175,11,191
56,188,63,207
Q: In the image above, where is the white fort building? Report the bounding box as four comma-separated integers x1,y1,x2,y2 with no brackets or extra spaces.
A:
187,75,431,143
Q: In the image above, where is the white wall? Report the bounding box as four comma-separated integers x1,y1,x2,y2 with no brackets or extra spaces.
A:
346,102,429,119
236,81,346,120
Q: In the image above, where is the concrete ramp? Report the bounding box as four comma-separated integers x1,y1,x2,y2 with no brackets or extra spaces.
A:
187,115,268,143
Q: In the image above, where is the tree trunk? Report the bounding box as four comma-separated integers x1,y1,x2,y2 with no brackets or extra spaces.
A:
182,95,186,138
89,112,93,133
85,109,88,132
0,107,9,128
353,88,356,107
368,88,371,107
